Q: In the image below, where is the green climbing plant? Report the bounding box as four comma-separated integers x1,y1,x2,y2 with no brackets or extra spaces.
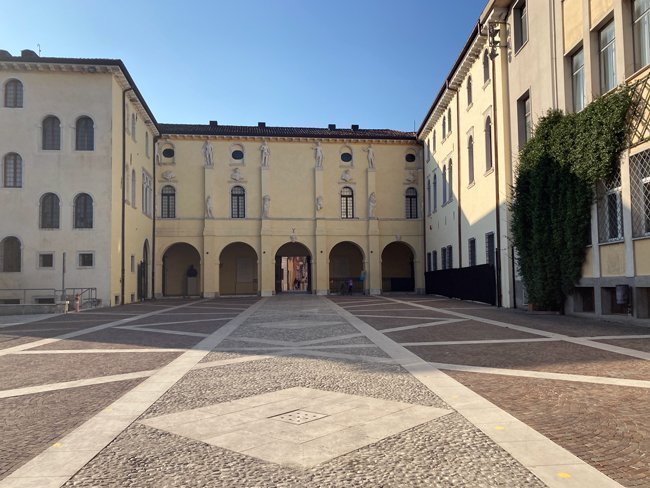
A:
511,87,633,311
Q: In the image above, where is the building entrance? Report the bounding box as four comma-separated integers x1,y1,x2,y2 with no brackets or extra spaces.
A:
275,242,311,293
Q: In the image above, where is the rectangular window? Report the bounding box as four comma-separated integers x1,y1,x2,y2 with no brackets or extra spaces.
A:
514,0,528,51
427,252,432,272
426,177,432,215
432,250,438,271
600,21,617,93
78,252,94,268
634,0,650,71
131,255,135,273
39,253,54,268
606,189,624,240
35,297,55,304
486,232,495,266
441,247,447,270
142,171,153,217
518,92,532,146
446,245,453,268
468,238,476,267
572,48,585,112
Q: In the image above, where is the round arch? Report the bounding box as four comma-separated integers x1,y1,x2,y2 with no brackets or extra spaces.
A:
219,242,258,296
381,241,415,292
162,242,201,296
329,241,365,294
275,241,312,293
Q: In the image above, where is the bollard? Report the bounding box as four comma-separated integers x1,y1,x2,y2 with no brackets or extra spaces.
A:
74,293,81,313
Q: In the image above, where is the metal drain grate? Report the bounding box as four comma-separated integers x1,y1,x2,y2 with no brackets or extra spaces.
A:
269,410,328,425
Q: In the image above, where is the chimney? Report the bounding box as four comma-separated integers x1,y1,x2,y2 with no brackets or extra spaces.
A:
351,124,359,131
209,120,218,126
258,122,266,127
328,124,336,130
21,49,39,59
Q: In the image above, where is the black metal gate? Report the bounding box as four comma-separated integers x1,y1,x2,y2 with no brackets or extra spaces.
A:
425,264,496,305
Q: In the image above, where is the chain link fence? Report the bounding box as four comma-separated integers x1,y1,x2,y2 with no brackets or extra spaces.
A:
630,149,650,238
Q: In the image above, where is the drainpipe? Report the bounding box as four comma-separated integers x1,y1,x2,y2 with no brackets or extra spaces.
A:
121,88,133,307
152,134,159,300
489,21,506,308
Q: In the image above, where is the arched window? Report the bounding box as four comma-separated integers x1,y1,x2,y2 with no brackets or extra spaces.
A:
340,186,354,219
447,108,452,133
442,166,447,204
3,153,22,188
4,79,23,108
131,113,136,140
145,132,150,158
161,185,176,218
467,76,473,106
405,187,418,219
442,117,446,140
75,116,94,151
433,173,438,212
0,237,21,272
468,136,475,184
231,186,245,218
73,193,93,229
42,116,61,150
485,116,493,171
433,130,437,151
448,159,453,202
40,193,60,229
131,170,136,208
483,50,490,83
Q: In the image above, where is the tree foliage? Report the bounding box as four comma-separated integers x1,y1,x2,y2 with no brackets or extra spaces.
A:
511,88,632,311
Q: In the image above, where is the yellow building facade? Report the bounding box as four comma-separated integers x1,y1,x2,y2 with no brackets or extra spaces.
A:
154,125,423,297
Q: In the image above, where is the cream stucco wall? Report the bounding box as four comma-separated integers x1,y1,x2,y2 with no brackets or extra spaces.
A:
0,69,115,305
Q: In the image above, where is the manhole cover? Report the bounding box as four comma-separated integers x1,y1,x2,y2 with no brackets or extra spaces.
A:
269,410,328,425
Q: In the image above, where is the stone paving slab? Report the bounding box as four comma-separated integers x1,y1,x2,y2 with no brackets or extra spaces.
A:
446,370,650,488
597,338,650,353
406,341,650,380
385,321,542,342
0,352,181,390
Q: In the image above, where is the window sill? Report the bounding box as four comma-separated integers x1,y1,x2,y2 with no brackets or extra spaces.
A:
467,181,475,189
633,235,650,241
484,167,494,177
466,103,473,112
598,238,624,246
482,79,491,90
514,39,529,57
72,228,94,231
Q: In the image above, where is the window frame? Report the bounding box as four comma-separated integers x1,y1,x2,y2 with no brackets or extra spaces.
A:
4,79,23,108
38,252,55,269
599,21,617,94
231,185,246,219
42,115,61,150
513,0,529,52
605,186,624,241
571,48,586,113
467,76,473,106
405,187,418,219
485,116,493,172
468,238,477,267
634,0,650,71
161,185,176,219
73,193,94,229
3,152,22,188
467,135,475,185
75,116,94,151
0,236,21,272
486,232,496,266
77,252,95,269
39,193,60,229
340,186,354,219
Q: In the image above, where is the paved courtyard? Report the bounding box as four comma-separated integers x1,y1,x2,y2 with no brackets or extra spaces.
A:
0,294,648,487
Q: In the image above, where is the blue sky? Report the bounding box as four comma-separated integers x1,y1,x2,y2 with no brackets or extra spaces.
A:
3,0,486,131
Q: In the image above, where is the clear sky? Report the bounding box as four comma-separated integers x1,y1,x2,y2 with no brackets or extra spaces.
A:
3,0,487,132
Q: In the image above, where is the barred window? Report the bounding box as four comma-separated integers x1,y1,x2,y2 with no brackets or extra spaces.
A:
598,170,624,242
0,237,21,272
485,116,493,171
161,185,176,219
486,232,495,266
405,187,418,219
340,186,354,219
231,186,245,218
631,150,650,237
42,116,61,150
468,136,475,184
40,193,60,229
468,238,476,266
4,79,23,108
74,193,93,229
75,116,94,151
432,250,438,271
3,153,22,188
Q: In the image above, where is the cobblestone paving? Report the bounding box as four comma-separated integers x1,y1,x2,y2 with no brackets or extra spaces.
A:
4,294,647,487
0,379,142,478
446,371,650,488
